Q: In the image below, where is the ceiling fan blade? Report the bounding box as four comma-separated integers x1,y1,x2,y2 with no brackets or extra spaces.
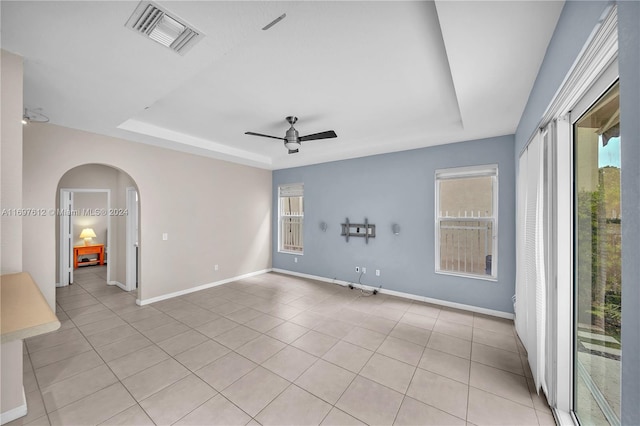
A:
245,131,285,141
299,130,337,142
288,149,299,155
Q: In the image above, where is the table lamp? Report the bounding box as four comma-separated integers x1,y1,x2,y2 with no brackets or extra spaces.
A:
79,228,97,246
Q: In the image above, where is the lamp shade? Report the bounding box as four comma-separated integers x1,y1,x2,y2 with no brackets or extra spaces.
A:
79,228,97,239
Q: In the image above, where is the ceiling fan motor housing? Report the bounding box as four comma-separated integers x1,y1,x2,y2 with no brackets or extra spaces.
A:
285,127,301,150
245,115,335,154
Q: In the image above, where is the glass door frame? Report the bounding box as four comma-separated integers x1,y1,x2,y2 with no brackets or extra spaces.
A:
570,75,621,426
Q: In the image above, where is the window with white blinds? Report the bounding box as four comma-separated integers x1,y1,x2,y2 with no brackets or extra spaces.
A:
278,184,304,254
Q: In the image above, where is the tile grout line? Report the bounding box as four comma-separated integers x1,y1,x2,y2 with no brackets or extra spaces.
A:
57,282,151,423
23,342,52,425
392,321,435,425
53,272,160,422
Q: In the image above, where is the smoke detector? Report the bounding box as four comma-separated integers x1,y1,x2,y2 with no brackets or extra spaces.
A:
125,1,203,55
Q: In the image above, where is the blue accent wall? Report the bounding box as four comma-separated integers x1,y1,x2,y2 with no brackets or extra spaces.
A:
273,135,515,314
515,1,610,155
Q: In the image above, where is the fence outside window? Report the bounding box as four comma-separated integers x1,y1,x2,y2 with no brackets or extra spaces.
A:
439,216,493,276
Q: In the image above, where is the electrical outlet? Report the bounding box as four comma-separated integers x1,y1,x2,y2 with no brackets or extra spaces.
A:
362,267,366,274
355,266,360,273
376,269,380,276
294,257,298,263
214,264,219,271
162,233,168,241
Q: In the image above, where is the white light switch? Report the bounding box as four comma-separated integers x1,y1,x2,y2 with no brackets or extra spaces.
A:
162,233,168,241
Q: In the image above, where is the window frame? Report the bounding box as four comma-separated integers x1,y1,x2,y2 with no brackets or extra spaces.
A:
278,183,304,255
434,164,499,281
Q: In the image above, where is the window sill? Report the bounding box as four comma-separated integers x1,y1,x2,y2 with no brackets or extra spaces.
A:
278,250,304,256
435,270,498,282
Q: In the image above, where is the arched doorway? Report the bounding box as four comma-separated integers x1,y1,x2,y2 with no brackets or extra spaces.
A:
55,164,141,298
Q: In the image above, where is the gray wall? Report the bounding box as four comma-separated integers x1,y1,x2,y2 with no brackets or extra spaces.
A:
618,1,639,423
273,135,515,314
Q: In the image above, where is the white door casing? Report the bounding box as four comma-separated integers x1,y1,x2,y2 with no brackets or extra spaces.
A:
125,187,139,292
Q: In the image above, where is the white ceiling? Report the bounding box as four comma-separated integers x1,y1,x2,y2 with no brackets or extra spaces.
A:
1,1,563,170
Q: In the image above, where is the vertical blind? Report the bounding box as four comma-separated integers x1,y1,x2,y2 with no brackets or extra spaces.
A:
516,129,550,394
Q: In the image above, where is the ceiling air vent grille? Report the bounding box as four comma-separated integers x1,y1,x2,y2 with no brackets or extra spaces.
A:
126,1,202,55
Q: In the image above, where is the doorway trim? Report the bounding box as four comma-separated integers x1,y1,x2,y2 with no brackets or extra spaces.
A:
58,188,112,287
125,187,139,292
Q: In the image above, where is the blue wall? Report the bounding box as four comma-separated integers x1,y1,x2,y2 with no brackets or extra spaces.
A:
273,135,515,314
515,0,610,154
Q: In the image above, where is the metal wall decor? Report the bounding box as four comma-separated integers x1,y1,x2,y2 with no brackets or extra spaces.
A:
341,218,376,244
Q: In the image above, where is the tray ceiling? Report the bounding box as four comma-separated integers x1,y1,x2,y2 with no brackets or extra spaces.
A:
1,1,563,169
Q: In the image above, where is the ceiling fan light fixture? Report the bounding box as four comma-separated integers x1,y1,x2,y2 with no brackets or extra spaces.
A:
284,141,301,150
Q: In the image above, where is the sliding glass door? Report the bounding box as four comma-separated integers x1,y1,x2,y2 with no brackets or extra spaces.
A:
574,81,621,425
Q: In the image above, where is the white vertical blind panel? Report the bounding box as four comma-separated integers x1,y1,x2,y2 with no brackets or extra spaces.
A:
535,132,547,394
525,135,541,390
515,151,529,341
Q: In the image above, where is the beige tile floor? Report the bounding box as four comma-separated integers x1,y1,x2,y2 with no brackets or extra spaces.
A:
11,266,556,426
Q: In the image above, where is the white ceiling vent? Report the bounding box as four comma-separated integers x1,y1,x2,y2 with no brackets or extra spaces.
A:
125,1,202,55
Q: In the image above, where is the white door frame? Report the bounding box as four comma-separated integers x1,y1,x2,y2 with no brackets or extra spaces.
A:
58,188,111,286
58,190,74,287
125,187,139,292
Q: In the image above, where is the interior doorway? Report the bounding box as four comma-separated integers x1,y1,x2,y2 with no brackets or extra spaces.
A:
56,164,140,295
58,188,111,286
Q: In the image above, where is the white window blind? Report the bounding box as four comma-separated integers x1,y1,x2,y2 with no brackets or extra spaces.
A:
279,184,304,198
516,129,550,395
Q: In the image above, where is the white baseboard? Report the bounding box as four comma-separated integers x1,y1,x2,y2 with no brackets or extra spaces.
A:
136,269,273,306
272,268,514,320
108,281,127,291
0,388,26,425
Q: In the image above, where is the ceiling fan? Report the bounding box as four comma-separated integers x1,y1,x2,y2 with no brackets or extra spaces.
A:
245,116,337,154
